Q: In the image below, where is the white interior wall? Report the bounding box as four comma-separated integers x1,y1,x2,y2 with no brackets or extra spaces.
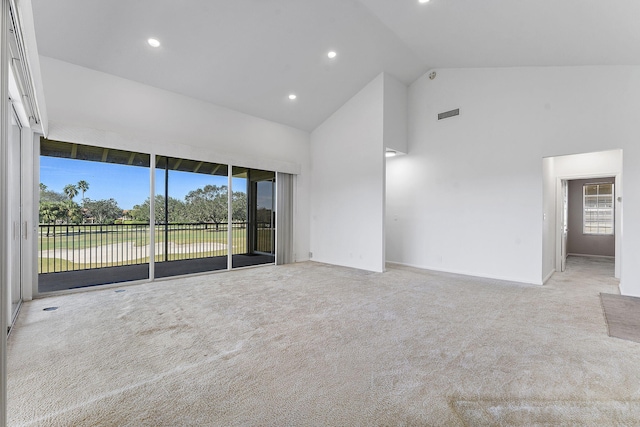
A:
310,73,385,272
38,56,311,263
383,74,408,154
387,66,640,291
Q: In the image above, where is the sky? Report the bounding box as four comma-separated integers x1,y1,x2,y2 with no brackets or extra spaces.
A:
40,157,234,210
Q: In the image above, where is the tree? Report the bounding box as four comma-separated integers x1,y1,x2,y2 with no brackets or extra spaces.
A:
166,196,188,223
61,200,82,224
130,198,152,223
63,184,79,200
39,199,81,228
232,191,248,222
83,198,123,224
39,201,63,235
130,195,187,224
184,185,227,226
129,185,246,226
39,201,59,224
77,180,90,201
256,207,273,224
40,185,67,203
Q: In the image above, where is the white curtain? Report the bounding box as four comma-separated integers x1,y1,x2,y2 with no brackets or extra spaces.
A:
276,172,293,265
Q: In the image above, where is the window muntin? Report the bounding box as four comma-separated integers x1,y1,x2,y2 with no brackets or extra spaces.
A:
583,183,614,235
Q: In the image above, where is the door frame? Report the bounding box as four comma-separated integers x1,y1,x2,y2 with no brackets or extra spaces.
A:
559,179,568,272
555,173,622,278
1,2,10,427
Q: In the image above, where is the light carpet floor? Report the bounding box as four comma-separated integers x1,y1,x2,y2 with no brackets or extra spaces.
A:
8,256,640,426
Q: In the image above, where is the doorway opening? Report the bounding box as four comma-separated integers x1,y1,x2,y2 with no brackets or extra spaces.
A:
542,149,622,282
559,177,616,275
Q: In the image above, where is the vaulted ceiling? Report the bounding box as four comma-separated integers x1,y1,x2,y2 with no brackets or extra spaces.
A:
31,0,640,131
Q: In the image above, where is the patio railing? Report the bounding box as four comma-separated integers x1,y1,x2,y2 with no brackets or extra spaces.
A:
38,222,273,274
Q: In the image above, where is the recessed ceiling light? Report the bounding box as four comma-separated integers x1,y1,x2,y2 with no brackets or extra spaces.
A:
147,38,161,48
327,51,337,59
385,150,397,158
288,94,297,100
418,0,430,3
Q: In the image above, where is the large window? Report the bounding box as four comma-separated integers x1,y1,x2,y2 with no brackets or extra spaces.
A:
39,139,282,292
583,183,614,235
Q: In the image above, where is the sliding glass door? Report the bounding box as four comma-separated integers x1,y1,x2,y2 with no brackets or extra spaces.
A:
38,140,150,292
154,156,229,278
232,167,275,268
8,106,21,321
38,139,285,292
254,176,276,255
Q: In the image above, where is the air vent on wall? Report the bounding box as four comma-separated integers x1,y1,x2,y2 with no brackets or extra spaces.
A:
438,109,459,120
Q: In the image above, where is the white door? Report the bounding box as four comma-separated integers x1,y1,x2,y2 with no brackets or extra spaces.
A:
8,105,22,323
560,180,569,272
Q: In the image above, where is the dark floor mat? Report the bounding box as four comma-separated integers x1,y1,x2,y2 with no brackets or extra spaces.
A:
600,293,640,343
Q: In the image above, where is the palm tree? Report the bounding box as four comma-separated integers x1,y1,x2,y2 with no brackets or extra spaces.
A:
39,201,59,236
39,183,48,202
77,180,89,201
63,184,78,200
61,200,81,224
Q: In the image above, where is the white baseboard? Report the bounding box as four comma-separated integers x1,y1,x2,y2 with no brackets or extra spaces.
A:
618,281,640,298
542,269,556,284
567,253,614,259
385,261,542,286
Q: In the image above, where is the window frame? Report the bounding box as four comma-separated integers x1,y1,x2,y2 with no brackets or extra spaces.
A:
582,182,614,236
